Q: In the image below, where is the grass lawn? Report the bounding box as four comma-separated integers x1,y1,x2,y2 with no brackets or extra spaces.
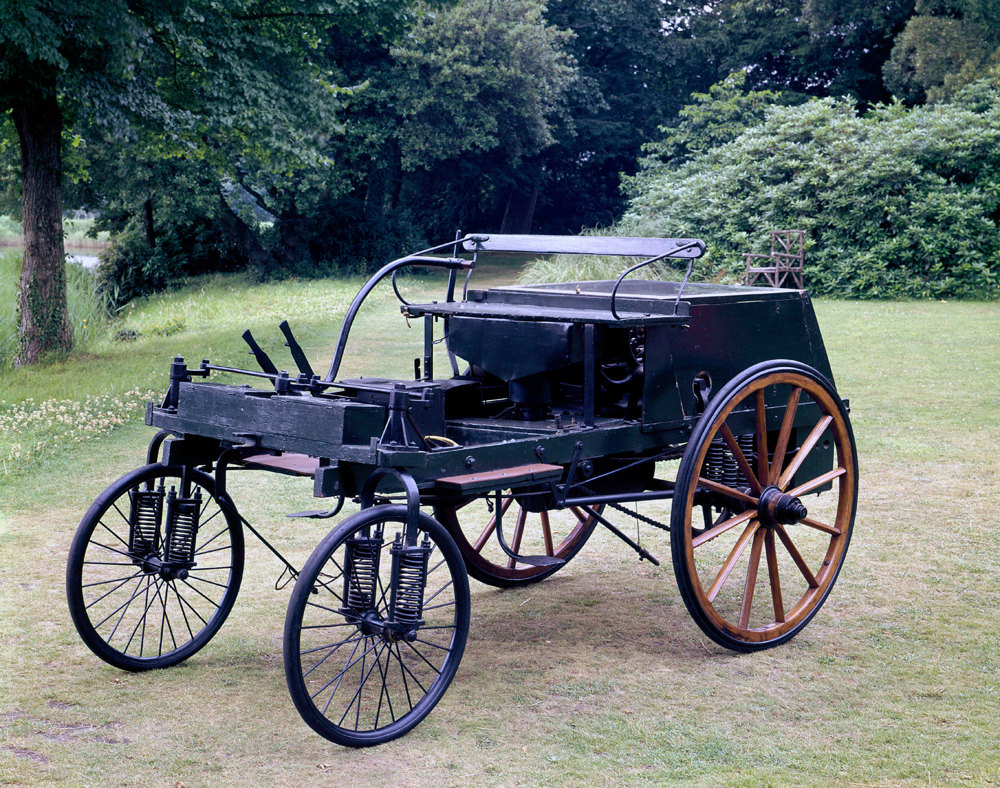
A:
1,262,998,786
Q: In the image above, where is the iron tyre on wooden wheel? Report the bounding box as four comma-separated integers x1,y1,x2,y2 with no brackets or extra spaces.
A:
67,464,244,671
284,505,470,747
671,360,858,652
434,497,601,588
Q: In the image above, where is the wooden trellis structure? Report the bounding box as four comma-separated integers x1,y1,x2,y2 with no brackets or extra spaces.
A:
744,230,805,289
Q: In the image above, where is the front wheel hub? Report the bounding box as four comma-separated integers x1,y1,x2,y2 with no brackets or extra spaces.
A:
359,610,384,636
757,485,807,526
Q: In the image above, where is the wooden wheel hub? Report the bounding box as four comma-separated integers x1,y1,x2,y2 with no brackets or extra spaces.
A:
757,485,807,526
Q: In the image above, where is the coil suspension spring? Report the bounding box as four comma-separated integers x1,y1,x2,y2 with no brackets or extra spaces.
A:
128,482,164,559
341,533,383,614
389,533,432,629
163,487,202,565
703,433,757,488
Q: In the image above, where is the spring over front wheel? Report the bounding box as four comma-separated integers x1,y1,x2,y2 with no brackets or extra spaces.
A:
284,505,470,747
671,361,858,651
67,464,244,670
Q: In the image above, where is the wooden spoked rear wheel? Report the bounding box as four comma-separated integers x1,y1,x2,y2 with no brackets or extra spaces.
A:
671,360,858,651
434,497,600,588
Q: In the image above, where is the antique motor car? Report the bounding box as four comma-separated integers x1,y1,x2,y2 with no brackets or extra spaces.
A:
67,234,858,746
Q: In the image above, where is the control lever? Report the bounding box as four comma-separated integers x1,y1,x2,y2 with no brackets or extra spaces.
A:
241,329,279,376
278,320,316,378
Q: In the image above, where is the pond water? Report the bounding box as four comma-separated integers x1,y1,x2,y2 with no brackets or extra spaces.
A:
66,253,100,269
1,245,101,270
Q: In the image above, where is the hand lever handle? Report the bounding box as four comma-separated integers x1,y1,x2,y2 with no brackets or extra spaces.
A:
241,329,279,376
278,320,315,378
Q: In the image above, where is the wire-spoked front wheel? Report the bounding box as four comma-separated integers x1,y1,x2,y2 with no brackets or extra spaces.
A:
283,505,471,747
67,464,244,671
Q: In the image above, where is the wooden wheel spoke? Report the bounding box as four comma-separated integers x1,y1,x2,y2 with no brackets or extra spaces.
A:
697,477,758,506
754,390,769,485
692,508,757,548
764,529,784,623
769,387,801,485
720,424,763,494
773,524,818,588
506,508,527,570
473,496,512,552
738,529,765,629
540,511,554,556
707,520,759,603
799,516,841,536
786,466,846,498
777,415,833,491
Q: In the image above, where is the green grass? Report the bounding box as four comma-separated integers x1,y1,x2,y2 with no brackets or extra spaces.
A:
1,266,999,785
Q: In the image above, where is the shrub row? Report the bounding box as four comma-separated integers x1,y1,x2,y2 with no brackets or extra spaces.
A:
620,82,1000,299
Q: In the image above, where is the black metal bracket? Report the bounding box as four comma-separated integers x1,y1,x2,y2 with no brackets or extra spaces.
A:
583,323,596,428
553,441,585,507
360,468,421,543
325,238,476,383
609,239,704,319
287,495,345,520
490,489,563,568
378,384,431,450
146,430,172,466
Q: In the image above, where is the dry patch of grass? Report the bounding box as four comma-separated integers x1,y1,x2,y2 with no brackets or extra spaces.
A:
2,285,999,786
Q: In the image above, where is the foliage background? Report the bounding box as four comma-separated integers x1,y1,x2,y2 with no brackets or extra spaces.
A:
2,0,1000,361
618,82,1000,299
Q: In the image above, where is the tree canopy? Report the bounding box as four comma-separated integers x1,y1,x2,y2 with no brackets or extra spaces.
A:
0,0,404,361
883,0,1000,102
4,0,1000,365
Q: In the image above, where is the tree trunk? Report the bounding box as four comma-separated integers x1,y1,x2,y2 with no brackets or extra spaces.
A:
276,200,312,270
217,189,276,272
143,198,156,247
500,175,541,234
13,79,72,365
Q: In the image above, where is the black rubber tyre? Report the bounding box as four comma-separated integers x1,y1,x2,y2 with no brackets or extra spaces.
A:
434,498,600,588
284,505,471,747
671,360,858,652
67,464,244,670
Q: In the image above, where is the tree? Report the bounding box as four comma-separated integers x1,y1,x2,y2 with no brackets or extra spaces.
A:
802,0,915,103
316,0,577,247
883,0,1000,102
386,0,577,236
0,0,355,364
638,71,789,171
532,0,681,231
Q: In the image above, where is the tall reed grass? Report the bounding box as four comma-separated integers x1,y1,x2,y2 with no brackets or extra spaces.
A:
0,249,113,366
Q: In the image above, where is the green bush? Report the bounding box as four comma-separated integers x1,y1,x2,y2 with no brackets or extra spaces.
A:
619,82,1000,299
97,213,243,305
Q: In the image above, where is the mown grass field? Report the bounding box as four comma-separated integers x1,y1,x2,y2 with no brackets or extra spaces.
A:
1,258,999,786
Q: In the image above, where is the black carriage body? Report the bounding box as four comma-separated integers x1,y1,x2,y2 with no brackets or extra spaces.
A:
148,271,835,501
74,233,858,746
